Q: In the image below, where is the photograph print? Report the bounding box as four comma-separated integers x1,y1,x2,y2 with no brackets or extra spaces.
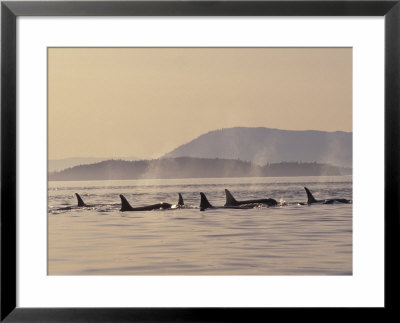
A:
48,47,352,275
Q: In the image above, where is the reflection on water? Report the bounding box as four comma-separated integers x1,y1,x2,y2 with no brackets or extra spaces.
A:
48,176,352,275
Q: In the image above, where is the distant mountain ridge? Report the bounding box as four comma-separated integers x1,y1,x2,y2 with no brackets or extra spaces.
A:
49,157,352,181
163,127,352,168
49,156,138,172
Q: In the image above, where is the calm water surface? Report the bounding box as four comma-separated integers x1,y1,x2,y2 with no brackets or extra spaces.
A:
48,176,352,275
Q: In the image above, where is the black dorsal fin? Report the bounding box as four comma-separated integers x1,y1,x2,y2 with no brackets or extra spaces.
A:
75,193,86,207
224,189,238,206
120,194,134,211
200,192,213,210
178,193,184,206
304,187,317,204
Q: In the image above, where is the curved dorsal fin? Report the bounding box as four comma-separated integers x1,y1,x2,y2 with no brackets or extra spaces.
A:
120,194,134,211
75,193,86,207
304,187,317,204
224,189,238,206
178,193,184,206
200,192,213,210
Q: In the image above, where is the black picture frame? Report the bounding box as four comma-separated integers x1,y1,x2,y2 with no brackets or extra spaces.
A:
1,0,399,321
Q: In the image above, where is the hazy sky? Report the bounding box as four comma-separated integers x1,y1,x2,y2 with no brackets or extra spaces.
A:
48,48,352,160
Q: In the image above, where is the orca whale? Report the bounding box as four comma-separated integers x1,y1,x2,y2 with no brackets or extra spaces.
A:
304,187,352,205
74,193,120,208
169,193,188,209
200,192,255,211
178,193,184,206
76,193,89,207
119,193,185,212
224,189,278,207
52,193,94,211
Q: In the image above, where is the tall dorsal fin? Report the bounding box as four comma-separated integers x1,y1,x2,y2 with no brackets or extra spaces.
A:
200,192,213,210
75,193,86,207
120,194,134,211
224,189,238,206
304,187,317,204
178,193,184,206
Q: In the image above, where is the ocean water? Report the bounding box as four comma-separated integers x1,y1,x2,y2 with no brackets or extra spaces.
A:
48,176,352,275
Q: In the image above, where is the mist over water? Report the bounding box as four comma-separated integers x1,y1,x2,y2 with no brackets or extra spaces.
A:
48,176,352,275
